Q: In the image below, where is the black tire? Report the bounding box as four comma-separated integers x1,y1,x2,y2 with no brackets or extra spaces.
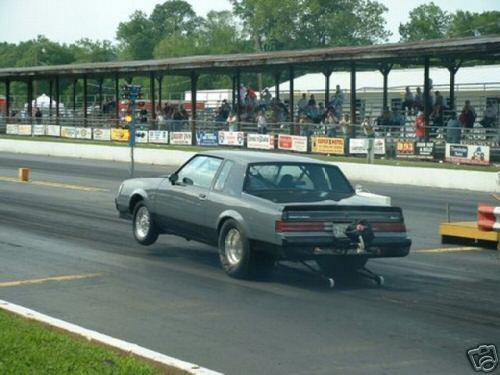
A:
132,201,159,246
218,219,275,279
316,257,368,277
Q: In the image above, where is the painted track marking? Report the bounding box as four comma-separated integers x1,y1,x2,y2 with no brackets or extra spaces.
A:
414,246,485,254
0,176,107,192
0,273,101,288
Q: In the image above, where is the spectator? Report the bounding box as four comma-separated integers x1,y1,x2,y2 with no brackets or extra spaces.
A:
261,88,272,108
361,116,375,138
330,85,345,115
376,107,393,135
256,111,267,134
308,94,316,106
446,111,461,144
459,100,476,129
415,111,426,141
413,87,423,113
431,91,445,135
305,101,320,123
297,93,308,116
299,115,312,137
239,84,247,105
35,107,42,124
340,113,352,154
340,113,353,138
480,100,498,128
402,86,414,114
227,110,238,132
322,108,339,137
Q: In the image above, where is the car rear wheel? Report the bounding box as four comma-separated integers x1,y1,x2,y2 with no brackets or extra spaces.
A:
133,201,159,245
218,219,275,279
316,257,368,277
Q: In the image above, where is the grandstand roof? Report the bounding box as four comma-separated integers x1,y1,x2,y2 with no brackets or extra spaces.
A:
0,36,499,80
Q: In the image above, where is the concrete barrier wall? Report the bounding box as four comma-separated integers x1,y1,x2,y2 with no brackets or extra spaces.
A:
0,139,498,192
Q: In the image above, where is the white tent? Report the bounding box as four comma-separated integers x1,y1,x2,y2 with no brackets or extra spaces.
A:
25,93,65,109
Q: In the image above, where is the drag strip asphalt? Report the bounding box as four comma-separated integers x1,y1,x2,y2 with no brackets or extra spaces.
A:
0,152,499,375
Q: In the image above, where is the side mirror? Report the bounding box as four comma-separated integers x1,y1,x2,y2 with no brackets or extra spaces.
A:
182,177,194,186
169,173,178,184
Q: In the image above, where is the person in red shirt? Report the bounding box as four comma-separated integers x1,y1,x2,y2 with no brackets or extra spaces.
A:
415,111,426,141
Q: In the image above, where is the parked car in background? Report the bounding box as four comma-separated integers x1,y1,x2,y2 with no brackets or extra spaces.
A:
115,151,411,284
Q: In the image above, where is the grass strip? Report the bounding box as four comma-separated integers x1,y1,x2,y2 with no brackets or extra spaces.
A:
0,309,164,374
1,134,498,172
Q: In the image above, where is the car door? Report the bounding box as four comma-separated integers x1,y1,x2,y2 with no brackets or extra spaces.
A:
154,155,223,242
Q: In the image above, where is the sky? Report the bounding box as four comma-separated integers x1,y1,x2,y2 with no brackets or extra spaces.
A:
0,0,498,45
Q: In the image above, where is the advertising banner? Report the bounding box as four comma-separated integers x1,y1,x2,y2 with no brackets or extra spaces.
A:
445,143,490,165
349,138,386,155
170,131,192,145
111,128,129,142
61,126,76,138
196,131,219,146
93,128,110,141
46,125,61,137
6,124,17,135
311,137,344,155
148,130,169,144
247,134,275,150
75,127,92,140
218,131,244,146
17,125,32,136
32,125,46,136
278,135,308,153
396,141,434,160
135,130,148,143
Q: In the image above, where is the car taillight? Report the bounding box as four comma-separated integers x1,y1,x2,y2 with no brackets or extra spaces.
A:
371,222,407,232
275,221,326,233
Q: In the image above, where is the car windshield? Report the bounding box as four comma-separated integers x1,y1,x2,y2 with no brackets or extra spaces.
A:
244,162,354,203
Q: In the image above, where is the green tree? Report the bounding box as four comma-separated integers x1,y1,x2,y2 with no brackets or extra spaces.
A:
116,11,156,60
399,2,451,42
150,0,201,37
299,0,390,47
69,39,117,63
448,10,500,38
231,0,300,51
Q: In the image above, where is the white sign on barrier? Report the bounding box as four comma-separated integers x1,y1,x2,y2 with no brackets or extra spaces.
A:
33,125,46,136
61,126,76,138
18,125,32,136
170,132,192,145
6,124,18,135
445,143,490,166
46,125,61,137
135,130,149,143
93,128,110,141
218,131,244,146
75,127,92,140
247,134,275,150
148,130,169,144
278,134,308,152
349,138,386,155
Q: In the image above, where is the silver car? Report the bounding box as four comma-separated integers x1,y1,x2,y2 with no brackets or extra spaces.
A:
115,150,411,284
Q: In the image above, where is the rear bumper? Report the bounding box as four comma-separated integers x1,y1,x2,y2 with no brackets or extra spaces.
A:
261,236,411,260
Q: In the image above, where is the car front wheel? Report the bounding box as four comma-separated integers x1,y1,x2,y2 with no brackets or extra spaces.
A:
133,201,159,246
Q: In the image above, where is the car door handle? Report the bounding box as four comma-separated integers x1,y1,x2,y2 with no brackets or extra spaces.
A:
198,193,207,200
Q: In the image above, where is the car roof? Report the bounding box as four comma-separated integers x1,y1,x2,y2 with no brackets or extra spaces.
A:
199,150,330,165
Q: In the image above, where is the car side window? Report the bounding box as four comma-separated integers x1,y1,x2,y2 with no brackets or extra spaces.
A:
213,161,234,192
177,156,222,189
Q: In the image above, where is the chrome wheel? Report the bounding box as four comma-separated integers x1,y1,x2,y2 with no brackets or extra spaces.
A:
224,228,243,265
135,206,150,240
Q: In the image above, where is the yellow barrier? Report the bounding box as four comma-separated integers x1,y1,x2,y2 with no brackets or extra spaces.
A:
111,128,129,142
